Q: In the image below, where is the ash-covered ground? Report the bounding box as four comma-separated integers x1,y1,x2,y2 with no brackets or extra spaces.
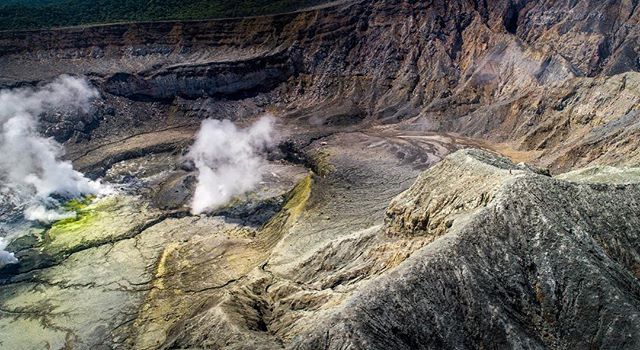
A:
2,0,640,349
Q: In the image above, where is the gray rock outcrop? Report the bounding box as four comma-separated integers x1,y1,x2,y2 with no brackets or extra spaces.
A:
294,149,640,349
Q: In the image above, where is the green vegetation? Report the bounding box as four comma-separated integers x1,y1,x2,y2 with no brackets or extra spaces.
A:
0,0,331,31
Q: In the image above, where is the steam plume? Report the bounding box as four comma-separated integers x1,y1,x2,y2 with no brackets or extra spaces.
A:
187,115,275,214
0,75,106,224
0,237,17,266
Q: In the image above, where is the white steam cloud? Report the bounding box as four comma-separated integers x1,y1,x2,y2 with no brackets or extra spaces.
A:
0,75,107,224
187,115,275,214
0,75,109,266
0,237,18,266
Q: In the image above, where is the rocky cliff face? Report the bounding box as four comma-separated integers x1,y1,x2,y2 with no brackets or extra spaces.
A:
1,0,640,171
1,0,640,349
297,149,640,349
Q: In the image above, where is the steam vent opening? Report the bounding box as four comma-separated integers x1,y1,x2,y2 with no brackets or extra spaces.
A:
3,0,640,349
503,3,520,34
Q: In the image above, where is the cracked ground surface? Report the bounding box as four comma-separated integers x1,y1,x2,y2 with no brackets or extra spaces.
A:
0,120,477,349
3,1,640,347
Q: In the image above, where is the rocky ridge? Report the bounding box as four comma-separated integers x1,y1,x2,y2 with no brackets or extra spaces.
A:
1,0,640,349
296,149,640,349
1,0,640,171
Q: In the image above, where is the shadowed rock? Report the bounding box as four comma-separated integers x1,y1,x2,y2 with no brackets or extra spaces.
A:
293,149,640,349
2,0,640,348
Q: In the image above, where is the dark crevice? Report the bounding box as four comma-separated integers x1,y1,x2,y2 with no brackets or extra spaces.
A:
503,1,523,35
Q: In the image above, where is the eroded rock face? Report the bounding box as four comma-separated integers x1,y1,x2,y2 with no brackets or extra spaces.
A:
2,0,640,349
5,147,640,349
1,0,640,173
294,149,640,349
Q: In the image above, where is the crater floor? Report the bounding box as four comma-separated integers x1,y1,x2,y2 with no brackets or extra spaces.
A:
2,0,640,348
